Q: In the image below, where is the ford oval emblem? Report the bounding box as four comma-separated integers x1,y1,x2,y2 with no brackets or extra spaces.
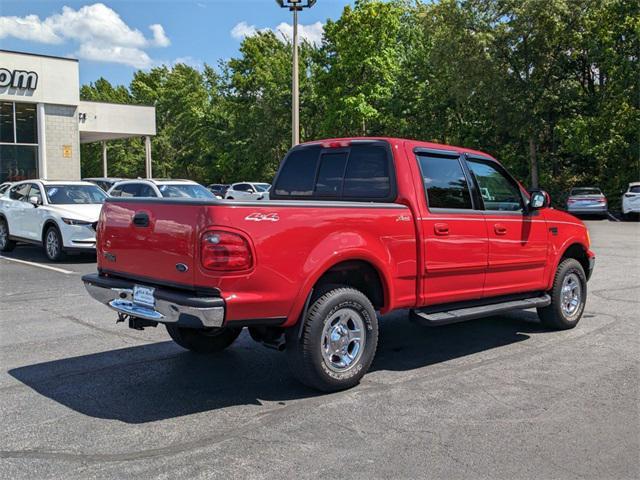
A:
176,263,189,273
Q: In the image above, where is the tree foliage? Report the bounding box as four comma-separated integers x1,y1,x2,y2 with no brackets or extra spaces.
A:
81,0,639,209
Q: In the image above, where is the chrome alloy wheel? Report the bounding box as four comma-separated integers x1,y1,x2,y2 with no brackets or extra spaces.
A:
321,308,366,372
561,273,582,317
46,229,60,259
0,222,7,249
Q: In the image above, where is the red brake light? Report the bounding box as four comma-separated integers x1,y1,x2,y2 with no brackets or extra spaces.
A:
201,231,253,271
321,140,350,149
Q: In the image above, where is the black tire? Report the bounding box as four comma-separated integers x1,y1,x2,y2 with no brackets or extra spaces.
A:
0,217,16,252
285,286,379,392
166,324,242,353
537,258,587,330
43,225,65,261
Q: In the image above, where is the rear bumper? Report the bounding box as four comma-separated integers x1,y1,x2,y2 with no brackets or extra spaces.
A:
82,273,225,328
567,205,608,214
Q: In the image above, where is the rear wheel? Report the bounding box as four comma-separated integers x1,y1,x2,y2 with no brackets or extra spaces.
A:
0,218,16,252
537,258,587,330
166,324,242,353
286,286,379,392
44,225,65,261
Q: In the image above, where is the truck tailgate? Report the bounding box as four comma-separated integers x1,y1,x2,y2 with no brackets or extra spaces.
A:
97,200,201,287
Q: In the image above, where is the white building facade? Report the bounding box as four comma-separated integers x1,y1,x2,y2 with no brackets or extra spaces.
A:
0,50,156,183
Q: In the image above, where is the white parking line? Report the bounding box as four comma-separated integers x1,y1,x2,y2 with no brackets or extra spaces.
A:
0,255,75,275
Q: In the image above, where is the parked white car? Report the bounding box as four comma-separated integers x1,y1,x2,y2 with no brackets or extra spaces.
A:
107,179,215,199
0,180,107,261
224,182,271,201
622,182,640,220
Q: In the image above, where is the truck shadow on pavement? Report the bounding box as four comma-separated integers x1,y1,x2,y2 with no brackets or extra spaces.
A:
9,311,545,424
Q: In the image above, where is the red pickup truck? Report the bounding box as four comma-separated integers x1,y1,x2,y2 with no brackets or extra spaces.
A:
83,138,595,391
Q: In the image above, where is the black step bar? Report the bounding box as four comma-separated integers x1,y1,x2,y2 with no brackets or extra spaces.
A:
411,294,551,327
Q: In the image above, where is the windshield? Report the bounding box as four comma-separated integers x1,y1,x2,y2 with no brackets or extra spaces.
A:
629,186,640,194
571,188,601,196
158,184,215,199
254,184,271,192
45,185,107,205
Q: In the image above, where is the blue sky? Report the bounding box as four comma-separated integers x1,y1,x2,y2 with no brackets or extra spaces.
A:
0,1,352,86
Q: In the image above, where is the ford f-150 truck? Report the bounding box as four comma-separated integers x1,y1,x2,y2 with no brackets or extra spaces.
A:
83,138,595,391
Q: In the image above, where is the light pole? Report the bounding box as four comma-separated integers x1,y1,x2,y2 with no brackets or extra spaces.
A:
276,0,316,146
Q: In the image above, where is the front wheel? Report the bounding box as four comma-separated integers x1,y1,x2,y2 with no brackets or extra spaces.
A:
166,324,242,353
537,258,587,330
44,226,65,261
286,286,379,392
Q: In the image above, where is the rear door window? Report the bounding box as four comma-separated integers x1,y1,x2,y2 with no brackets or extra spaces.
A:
272,143,394,201
417,154,472,209
120,184,141,198
9,183,30,201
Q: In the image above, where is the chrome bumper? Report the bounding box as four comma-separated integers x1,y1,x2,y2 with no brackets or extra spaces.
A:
82,274,224,328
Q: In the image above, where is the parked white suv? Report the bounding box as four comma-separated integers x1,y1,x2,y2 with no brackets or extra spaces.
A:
225,182,271,201
107,179,215,199
0,180,107,261
622,182,640,220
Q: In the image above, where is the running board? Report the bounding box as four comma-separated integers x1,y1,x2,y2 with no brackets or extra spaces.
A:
411,294,551,327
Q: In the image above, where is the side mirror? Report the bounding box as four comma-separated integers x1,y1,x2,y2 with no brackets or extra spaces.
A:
528,189,550,210
28,195,41,207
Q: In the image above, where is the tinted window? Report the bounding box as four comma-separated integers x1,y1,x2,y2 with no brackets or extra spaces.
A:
315,152,347,197
343,146,390,198
273,147,319,197
417,154,472,209
630,186,640,194
467,159,523,211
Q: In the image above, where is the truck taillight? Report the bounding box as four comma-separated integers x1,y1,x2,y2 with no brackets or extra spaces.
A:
201,231,253,271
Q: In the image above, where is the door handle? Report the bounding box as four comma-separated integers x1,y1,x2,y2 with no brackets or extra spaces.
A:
494,223,507,235
132,212,149,227
434,223,449,235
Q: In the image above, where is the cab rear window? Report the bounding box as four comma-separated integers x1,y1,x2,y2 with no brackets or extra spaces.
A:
272,142,395,202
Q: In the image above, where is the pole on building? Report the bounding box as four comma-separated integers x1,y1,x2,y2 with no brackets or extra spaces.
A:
144,136,152,179
102,141,108,178
292,7,299,146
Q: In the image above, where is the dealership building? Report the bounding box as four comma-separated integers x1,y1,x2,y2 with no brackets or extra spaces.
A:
0,50,156,184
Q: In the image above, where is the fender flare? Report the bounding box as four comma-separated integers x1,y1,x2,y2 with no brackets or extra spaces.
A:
546,238,590,290
284,248,394,327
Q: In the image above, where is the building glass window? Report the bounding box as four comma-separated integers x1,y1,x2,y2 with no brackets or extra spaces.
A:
0,102,13,143
15,103,38,144
0,101,38,183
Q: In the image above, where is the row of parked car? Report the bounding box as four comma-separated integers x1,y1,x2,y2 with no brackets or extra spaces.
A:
0,177,271,262
565,184,640,220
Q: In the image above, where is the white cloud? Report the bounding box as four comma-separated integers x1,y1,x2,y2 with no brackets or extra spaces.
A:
77,44,152,69
0,3,170,67
0,14,61,44
231,21,260,41
149,24,170,47
230,20,324,47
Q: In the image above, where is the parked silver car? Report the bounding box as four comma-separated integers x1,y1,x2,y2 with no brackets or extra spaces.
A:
566,187,608,217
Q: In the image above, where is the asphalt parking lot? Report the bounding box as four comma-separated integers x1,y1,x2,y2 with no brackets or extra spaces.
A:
0,219,638,480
